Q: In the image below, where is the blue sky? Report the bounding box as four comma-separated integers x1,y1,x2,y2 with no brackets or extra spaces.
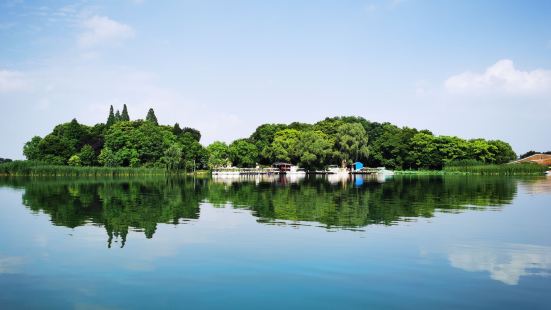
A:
1,0,550,159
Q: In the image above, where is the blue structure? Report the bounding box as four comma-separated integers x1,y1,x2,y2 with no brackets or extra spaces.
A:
353,162,364,171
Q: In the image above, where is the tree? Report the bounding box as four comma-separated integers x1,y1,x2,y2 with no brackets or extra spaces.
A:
334,123,369,165
206,141,230,169
115,110,121,122
265,129,300,163
488,140,516,164
295,131,333,170
173,123,183,136
249,123,287,164
68,155,82,166
0,158,12,164
23,136,43,160
229,139,258,167
78,144,96,166
146,108,158,125
98,148,120,167
163,144,182,171
182,127,201,141
121,104,130,121
467,139,497,163
409,133,439,169
107,105,116,127
519,150,537,159
104,121,176,166
179,133,207,171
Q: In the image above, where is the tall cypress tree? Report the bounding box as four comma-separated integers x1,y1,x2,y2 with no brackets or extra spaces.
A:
121,104,130,121
146,108,158,125
173,123,183,135
115,110,121,122
106,105,115,126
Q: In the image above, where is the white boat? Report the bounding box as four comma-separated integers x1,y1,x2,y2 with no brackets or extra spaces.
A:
288,166,306,175
212,167,241,176
327,165,349,175
376,167,394,176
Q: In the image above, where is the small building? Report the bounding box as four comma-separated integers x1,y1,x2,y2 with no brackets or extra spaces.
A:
272,162,293,173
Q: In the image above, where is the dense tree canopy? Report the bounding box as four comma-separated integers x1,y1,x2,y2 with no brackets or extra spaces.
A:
22,109,518,171
0,158,12,164
229,139,259,168
23,106,205,169
206,141,231,169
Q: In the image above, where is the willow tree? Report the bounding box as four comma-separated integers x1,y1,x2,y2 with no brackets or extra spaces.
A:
334,123,369,165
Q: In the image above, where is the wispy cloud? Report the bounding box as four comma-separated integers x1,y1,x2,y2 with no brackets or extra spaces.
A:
78,15,135,48
445,59,551,95
449,243,551,285
0,255,25,274
0,70,29,93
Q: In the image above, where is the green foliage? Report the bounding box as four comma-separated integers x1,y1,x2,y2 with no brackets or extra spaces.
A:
173,123,183,135
68,155,82,166
121,104,130,121
0,161,166,176
334,123,369,164
295,130,334,170
182,127,201,141
78,144,96,166
146,108,158,125
0,158,12,164
249,123,287,164
23,136,42,160
179,133,208,171
98,148,121,167
107,105,116,127
162,144,182,171
443,162,546,175
104,120,175,166
488,140,516,164
206,141,230,169
229,139,258,167
265,129,300,163
20,108,520,172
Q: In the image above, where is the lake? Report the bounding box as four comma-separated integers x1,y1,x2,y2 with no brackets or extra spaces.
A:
0,174,550,309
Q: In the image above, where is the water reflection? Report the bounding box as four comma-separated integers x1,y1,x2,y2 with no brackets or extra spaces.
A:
449,243,551,285
0,255,24,274
0,176,548,247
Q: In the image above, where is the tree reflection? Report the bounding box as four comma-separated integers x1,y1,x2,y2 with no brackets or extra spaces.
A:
0,175,541,246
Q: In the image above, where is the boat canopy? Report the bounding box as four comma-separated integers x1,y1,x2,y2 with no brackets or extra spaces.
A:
354,162,364,171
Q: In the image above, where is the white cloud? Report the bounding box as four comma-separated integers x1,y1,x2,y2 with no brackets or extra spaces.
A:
445,59,551,95
0,255,25,273
0,70,29,92
78,15,135,48
449,243,551,285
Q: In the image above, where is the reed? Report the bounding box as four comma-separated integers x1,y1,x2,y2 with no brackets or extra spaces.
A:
0,161,167,176
443,162,547,175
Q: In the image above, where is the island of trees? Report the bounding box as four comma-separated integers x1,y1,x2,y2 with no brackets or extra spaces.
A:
16,105,524,173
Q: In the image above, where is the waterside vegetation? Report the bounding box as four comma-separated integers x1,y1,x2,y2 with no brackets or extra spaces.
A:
1,106,546,176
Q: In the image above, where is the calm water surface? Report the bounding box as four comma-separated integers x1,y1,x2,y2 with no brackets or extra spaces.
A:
0,175,550,309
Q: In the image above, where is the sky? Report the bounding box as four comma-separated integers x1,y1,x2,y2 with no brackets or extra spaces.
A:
1,0,550,159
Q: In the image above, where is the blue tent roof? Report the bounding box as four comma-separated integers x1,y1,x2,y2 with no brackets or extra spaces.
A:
353,162,363,170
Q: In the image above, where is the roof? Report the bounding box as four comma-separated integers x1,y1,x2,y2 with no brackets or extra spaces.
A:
512,154,551,166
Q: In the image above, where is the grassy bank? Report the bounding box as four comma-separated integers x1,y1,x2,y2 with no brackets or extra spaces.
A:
0,161,167,176
442,163,547,175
